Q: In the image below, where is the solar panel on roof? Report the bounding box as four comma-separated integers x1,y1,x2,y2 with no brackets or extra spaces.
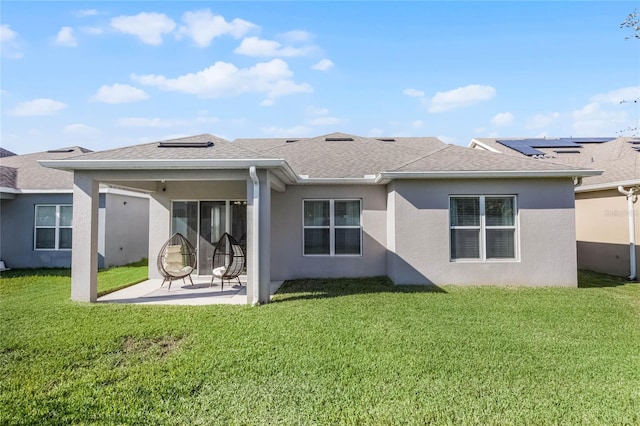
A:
568,138,612,143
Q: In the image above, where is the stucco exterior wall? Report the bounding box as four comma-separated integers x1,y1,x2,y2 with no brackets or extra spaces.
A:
103,192,150,267
575,189,639,276
0,193,106,268
388,178,578,287
270,185,387,281
147,179,247,279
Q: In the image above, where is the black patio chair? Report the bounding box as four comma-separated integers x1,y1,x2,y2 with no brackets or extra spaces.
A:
211,232,245,290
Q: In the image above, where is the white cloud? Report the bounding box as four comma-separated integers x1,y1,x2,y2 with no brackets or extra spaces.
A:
111,12,176,45
55,27,77,47
526,112,560,129
591,86,640,104
234,36,315,57
63,124,100,135
427,84,496,113
403,88,424,98
278,30,312,43
115,115,219,128
367,128,385,137
92,84,149,104
1,24,22,59
411,120,424,129
311,59,334,71
80,27,103,35
307,106,329,116
177,9,256,47
8,98,67,116
132,59,312,104
571,102,628,135
76,9,98,18
491,112,514,127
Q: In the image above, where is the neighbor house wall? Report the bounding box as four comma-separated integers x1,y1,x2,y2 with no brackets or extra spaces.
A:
147,179,247,279
388,178,578,287
103,192,150,267
0,193,107,268
575,189,639,277
270,185,387,281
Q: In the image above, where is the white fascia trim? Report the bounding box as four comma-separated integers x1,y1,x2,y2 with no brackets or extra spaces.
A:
575,179,640,193
0,187,19,194
102,187,151,198
40,158,299,184
295,177,378,185
375,169,603,183
468,139,502,153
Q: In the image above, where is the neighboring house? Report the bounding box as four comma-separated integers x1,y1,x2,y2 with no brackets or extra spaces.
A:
0,147,149,269
469,137,638,277
42,133,599,304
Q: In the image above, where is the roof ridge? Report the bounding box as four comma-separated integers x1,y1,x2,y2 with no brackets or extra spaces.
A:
388,144,452,172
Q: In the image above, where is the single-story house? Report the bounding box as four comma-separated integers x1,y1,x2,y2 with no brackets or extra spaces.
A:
1,147,149,269
42,133,600,304
469,137,638,278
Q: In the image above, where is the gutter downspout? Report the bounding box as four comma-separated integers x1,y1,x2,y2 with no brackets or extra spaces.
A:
618,186,637,280
249,166,261,305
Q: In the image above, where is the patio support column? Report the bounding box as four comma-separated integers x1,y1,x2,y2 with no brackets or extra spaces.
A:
71,171,99,302
247,169,271,305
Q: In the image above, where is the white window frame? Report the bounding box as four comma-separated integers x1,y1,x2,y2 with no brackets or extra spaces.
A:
34,204,73,251
449,195,518,262
303,199,363,256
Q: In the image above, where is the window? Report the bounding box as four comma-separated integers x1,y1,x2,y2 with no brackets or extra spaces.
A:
303,199,361,256
34,205,72,250
449,196,516,261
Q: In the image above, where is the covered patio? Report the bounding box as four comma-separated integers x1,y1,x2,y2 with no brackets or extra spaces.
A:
98,276,284,305
41,135,298,305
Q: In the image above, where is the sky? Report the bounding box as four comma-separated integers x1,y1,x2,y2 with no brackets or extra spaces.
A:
1,1,639,154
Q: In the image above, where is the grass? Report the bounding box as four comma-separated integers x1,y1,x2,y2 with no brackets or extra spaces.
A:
1,268,639,424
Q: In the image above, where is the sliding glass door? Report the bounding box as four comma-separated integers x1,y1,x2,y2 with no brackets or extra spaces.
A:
171,200,246,275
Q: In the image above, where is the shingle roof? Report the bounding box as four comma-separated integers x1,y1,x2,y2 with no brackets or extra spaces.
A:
472,137,638,186
0,148,16,158
50,132,594,180
234,132,447,178
74,134,273,161
394,144,587,173
0,146,91,190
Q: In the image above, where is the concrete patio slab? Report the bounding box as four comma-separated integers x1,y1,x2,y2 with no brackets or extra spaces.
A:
98,276,284,305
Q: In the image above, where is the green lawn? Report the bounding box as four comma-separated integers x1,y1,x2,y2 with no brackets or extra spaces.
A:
1,268,639,425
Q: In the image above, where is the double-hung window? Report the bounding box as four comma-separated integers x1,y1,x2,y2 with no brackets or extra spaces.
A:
303,199,362,256
34,205,73,250
449,196,517,261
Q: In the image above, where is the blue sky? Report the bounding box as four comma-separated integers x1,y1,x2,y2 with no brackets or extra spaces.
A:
2,1,639,154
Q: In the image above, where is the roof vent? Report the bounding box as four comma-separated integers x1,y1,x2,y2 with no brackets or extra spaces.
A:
554,150,581,154
286,139,299,143
377,138,396,142
158,141,214,148
325,137,354,142
47,148,75,153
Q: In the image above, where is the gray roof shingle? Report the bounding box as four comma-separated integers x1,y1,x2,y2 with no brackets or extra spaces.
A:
0,146,91,190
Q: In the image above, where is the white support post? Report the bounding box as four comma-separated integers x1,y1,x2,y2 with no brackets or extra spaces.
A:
618,186,637,280
71,172,99,302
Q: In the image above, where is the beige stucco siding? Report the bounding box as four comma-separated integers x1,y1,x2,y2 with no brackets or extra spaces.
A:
388,178,578,286
104,193,149,267
270,185,387,281
575,189,638,276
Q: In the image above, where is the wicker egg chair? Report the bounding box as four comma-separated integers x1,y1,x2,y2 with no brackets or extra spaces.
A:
211,233,245,290
157,233,197,290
